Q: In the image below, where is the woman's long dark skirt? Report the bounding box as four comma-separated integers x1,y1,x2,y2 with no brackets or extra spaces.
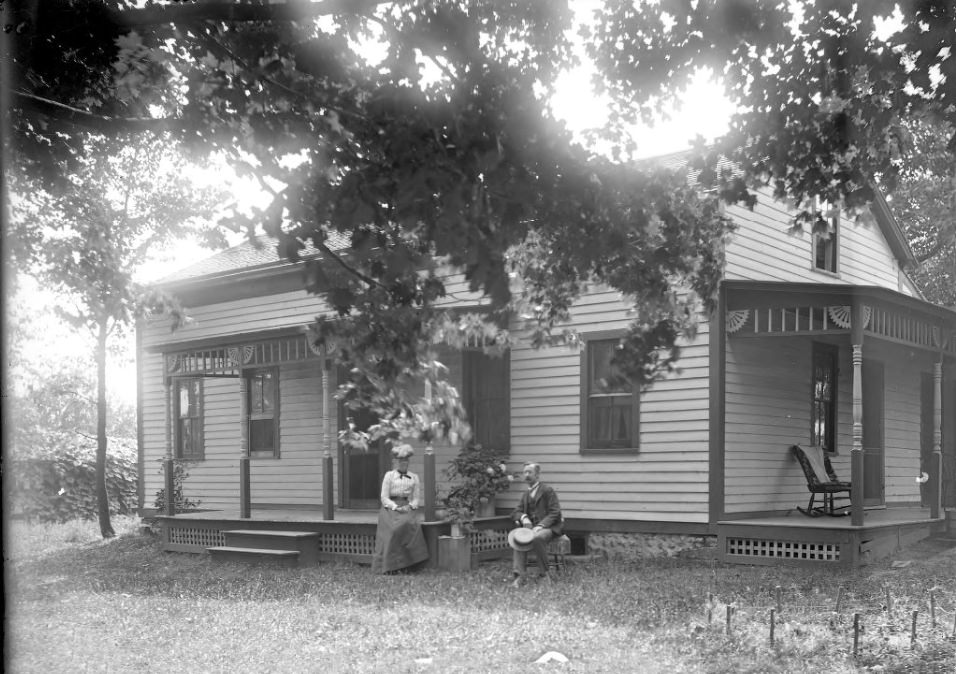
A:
371,509,429,573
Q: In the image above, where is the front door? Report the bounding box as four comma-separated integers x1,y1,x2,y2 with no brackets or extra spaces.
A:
862,358,885,506
338,402,388,509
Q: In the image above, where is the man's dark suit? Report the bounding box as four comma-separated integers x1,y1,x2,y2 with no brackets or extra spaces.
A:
510,482,563,579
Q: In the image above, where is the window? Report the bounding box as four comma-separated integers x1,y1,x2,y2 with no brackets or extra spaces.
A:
175,378,204,459
811,343,838,453
812,199,839,273
581,337,639,452
462,349,511,453
246,368,278,457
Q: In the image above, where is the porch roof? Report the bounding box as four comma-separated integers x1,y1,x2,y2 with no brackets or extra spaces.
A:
723,280,956,355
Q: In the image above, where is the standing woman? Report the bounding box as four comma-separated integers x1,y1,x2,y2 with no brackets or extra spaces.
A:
371,443,430,573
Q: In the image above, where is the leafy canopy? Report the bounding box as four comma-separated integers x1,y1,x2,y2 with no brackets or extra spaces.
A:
10,1,954,440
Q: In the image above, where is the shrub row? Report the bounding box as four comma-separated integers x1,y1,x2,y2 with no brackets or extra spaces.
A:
9,438,138,522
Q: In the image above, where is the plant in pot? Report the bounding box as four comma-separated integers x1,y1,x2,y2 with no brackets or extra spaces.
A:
444,443,513,533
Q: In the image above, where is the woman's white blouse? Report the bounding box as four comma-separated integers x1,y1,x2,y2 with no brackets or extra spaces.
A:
380,470,421,509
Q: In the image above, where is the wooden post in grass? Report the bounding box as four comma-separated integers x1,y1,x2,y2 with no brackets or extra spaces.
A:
910,611,918,647
707,593,713,625
775,586,782,613
930,592,936,628
853,614,861,656
835,587,844,613
726,605,733,635
769,609,775,646
884,587,893,616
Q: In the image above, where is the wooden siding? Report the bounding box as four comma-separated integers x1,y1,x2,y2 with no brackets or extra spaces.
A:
506,288,711,524
139,187,924,528
723,192,907,292
723,335,925,516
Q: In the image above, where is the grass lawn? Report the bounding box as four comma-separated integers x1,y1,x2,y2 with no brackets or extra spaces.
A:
5,517,955,673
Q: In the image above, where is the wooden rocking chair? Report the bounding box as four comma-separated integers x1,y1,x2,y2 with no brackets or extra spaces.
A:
790,444,852,517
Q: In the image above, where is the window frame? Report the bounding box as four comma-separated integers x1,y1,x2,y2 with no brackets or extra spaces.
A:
580,334,640,454
462,348,511,454
810,342,839,454
811,198,840,275
245,367,280,458
174,378,204,460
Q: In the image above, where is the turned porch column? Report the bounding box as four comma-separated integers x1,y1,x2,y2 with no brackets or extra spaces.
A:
932,360,943,519
850,304,865,526
322,357,334,521
163,378,175,517
239,374,251,518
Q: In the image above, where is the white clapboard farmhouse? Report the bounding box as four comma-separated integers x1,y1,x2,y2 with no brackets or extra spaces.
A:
138,175,956,568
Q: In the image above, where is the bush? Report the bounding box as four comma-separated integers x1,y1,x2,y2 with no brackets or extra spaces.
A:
152,459,202,513
9,438,138,522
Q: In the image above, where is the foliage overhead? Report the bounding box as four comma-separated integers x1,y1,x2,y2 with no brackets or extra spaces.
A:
587,0,956,246
9,1,955,442
892,117,956,306
8,0,733,425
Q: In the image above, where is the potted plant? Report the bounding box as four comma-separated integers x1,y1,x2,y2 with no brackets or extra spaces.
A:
444,443,513,525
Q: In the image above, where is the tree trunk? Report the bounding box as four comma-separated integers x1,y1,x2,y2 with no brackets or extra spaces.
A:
96,318,115,538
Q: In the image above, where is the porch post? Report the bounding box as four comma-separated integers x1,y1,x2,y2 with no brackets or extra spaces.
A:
239,374,251,519
322,357,334,521
850,303,865,526
164,378,175,517
932,360,943,519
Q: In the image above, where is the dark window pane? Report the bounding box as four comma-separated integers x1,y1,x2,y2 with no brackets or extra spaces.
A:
250,419,274,452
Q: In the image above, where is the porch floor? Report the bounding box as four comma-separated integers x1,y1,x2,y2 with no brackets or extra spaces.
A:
719,506,940,530
716,507,945,567
161,507,382,524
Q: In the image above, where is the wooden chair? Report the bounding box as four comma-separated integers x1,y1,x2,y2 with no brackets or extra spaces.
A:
790,444,852,517
527,534,572,573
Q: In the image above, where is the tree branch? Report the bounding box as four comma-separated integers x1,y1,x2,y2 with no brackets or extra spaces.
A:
15,91,174,133
113,0,388,29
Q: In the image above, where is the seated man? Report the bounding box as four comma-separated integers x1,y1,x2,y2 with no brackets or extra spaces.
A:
508,462,563,587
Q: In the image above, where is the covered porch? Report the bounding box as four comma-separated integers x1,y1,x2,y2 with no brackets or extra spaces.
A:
712,281,956,565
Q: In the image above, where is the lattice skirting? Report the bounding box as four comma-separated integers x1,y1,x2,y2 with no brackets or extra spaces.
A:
168,526,226,549
163,522,375,557
726,537,842,562
469,528,510,553
318,532,375,556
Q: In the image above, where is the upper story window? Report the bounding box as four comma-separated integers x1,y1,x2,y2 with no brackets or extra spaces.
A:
581,337,639,453
812,199,839,274
811,343,838,453
175,378,204,460
246,368,279,457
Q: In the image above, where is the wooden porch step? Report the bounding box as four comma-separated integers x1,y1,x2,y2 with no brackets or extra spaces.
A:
208,546,300,567
209,529,319,566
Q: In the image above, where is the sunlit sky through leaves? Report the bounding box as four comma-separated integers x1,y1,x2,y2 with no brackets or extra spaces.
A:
17,9,736,407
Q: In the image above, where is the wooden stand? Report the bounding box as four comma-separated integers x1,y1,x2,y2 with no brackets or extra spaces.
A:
438,535,472,572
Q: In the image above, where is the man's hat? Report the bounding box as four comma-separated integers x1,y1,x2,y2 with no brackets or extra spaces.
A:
508,527,535,552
